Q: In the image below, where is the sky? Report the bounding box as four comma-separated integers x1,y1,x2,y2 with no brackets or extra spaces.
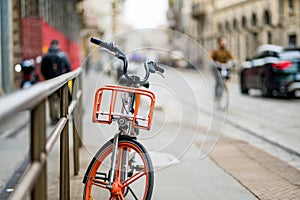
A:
124,0,168,29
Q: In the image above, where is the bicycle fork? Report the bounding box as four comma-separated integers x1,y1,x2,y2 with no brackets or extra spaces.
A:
108,131,121,188
108,131,130,188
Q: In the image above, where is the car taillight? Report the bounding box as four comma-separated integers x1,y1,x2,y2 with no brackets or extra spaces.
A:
272,61,292,70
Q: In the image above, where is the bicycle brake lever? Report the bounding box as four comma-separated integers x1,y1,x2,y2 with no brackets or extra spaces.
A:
156,71,165,78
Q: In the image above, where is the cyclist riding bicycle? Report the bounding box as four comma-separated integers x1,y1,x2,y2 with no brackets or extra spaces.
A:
210,36,235,109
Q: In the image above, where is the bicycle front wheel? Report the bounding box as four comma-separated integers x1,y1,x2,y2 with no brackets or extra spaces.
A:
83,135,154,200
216,81,230,111
223,81,230,111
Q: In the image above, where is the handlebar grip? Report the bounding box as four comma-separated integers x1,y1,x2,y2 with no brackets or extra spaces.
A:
90,37,113,52
90,37,103,45
90,37,124,57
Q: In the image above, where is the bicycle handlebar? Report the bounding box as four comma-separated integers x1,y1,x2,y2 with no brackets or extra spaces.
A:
90,37,164,86
213,61,236,69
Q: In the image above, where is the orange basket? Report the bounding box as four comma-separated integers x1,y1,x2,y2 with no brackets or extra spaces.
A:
92,84,156,130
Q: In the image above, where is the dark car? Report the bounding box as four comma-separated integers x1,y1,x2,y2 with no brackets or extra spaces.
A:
240,44,300,97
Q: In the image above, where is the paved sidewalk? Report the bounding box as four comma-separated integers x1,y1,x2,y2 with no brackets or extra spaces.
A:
199,136,300,199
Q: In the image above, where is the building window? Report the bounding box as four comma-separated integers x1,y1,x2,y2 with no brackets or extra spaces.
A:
279,0,284,16
289,34,297,47
288,0,295,16
263,10,271,25
251,13,257,26
252,32,259,50
225,21,231,32
233,18,238,30
218,23,224,34
267,31,272,44
242,16,247,28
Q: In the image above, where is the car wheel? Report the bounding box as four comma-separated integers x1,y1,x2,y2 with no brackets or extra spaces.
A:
287,91,295,98
261,78,272,97
240,83,249,94
240,75,249,94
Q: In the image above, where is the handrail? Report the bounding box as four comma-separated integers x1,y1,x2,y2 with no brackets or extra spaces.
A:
0,67,83,200
0,68,81,122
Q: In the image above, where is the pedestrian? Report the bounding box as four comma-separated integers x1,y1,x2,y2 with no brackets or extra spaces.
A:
41,39,71,124
210,36,235,108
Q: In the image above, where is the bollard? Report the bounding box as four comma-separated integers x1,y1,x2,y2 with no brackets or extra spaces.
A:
60,84,70,200
31,100,47,200
72,77,80,176
78,73,83,148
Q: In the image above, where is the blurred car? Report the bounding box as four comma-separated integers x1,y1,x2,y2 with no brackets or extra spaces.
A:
240,44,300,97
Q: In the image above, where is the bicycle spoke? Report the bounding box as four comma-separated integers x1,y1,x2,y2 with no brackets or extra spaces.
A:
122,170,146,187
118,194,125,200
128,186,139,200
92,178,109,189
115,148,124,182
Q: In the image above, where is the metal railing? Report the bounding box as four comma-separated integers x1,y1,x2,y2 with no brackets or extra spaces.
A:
0,67,83,200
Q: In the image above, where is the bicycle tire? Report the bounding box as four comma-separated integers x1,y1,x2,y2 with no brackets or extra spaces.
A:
224,82,230,111
216,81,229,111
83,135,154,200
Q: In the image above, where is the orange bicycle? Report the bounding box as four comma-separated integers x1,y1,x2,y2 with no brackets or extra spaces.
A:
82,38,164,199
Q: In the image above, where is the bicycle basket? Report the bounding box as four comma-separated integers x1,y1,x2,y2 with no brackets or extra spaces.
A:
92,84,156,130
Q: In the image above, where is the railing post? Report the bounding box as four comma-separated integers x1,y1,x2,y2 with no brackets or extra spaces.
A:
72,78,80,176
31,100,47,200
78,73,83,147
60,85,70,200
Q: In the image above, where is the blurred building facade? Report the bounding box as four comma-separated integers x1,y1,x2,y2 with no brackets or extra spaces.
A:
81,0,127,58
169,0,300,64
0,0,83,95
168,0,198,39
